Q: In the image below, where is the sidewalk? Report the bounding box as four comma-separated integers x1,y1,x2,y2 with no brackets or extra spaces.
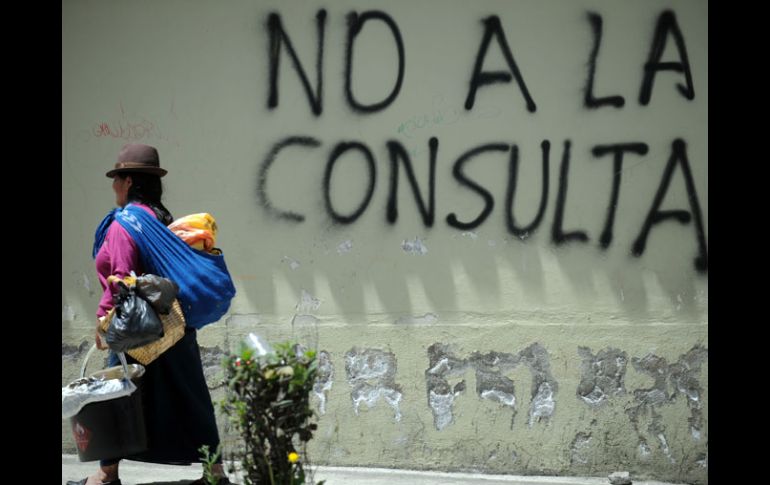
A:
62,455,689,485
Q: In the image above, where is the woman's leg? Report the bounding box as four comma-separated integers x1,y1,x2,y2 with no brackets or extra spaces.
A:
95,458,120,482
68,460,120,485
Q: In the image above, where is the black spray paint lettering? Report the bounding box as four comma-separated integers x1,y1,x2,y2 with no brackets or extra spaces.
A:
386,137,437,226
464,16,536,112
639,10,695,105
267,10,327,116
266,9,695,115
258,137,707,272
257,135,321,222
551,140,589,245
632,139,707,273
345,11,405,113
591,143,649,248
323,142,377,225
506,141,550,239
584,12,625,109
445,143,509,230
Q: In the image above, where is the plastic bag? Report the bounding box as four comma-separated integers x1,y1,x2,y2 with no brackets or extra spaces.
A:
107,281,164,352
244,333,274,357
62,376,137,419
135,274,179,315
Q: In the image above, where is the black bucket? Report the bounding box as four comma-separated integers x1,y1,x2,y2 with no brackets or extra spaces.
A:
69,346,149,462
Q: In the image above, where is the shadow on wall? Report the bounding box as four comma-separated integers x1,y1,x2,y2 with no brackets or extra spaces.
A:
233,209,706,324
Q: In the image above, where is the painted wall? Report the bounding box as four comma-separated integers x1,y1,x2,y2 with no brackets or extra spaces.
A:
62,1,708,483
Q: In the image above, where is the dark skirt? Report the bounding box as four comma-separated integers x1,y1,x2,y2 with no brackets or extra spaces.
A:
106,327,220,465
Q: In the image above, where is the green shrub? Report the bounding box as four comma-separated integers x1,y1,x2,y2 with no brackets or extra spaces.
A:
221,341,323,485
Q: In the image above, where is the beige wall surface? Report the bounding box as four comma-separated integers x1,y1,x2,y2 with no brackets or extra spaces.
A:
62,1,707,483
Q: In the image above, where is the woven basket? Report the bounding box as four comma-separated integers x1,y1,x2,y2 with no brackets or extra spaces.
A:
100,299,186,365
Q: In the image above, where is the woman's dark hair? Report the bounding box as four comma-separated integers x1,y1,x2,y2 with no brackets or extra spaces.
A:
117,172,174,226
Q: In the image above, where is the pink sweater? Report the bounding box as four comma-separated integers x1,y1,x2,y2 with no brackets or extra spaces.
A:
94,204,155,318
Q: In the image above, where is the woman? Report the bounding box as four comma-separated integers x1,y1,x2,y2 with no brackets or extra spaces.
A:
69,144,230,485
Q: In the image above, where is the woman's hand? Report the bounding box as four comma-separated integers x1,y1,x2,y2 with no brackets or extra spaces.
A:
95,320,108,350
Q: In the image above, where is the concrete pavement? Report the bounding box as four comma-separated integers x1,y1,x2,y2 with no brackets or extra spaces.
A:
62,455,691,485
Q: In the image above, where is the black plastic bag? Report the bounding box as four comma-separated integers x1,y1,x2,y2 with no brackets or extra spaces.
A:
135,274,179,315
106,281,164,352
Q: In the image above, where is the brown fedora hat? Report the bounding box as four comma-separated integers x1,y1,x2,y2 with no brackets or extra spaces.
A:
106,143,168,178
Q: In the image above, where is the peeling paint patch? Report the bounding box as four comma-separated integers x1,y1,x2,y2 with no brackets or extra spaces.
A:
696,452,707,468
625,345,708,465
281,256,301,270
657,433,676,463
570,433,592,465
461,231,478,240
426,342,557,430
401,237,428,255
336,239,353,254
395,313,438,325
669,345,708,443
529,381,555,427
313,351,334,415
476,368,516,413
425,344,470,430
512,343,558,425
345,348,403,421
428,390,458,431
480,389,515,407
62,304,76,322
296,290,321,314
577,347,627,406
351,387,403,421
638,440,651,458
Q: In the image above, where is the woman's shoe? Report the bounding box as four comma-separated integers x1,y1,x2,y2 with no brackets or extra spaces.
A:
189,477,232,485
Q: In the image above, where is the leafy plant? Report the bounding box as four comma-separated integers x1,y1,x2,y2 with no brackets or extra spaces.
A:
198,444,222,485
221,340,322,485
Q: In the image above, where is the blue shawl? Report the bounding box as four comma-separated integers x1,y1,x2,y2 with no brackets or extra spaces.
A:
93,204,236,329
